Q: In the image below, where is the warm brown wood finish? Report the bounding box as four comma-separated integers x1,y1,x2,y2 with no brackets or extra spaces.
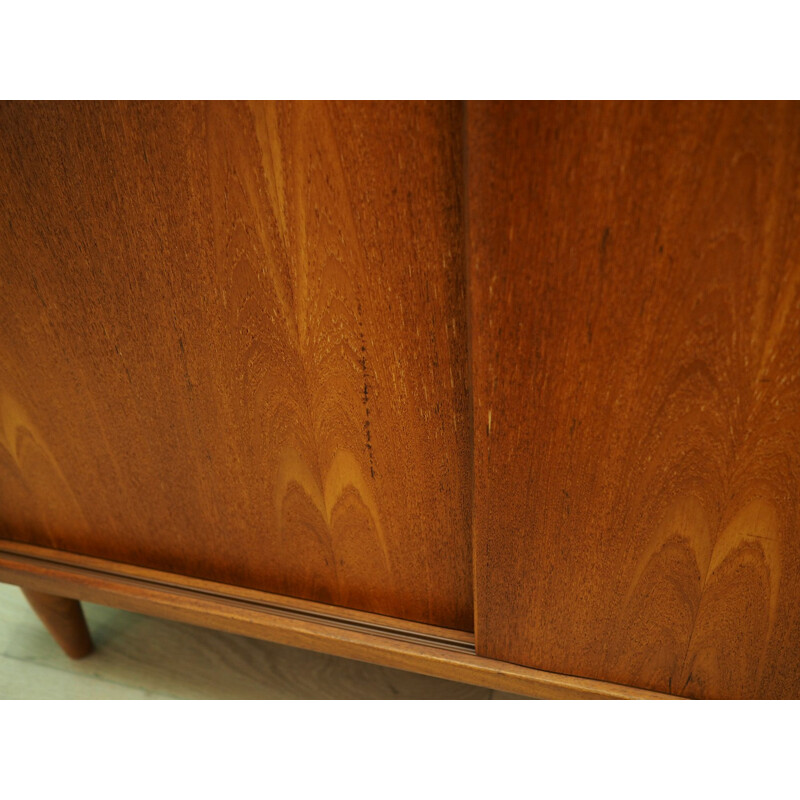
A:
20,587,93,659
469,102,800,699
0,102,472,630
3,102,800,699
0,540,673,699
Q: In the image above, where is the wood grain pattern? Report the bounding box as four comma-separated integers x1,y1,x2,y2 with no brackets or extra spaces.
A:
469,101,800,699
0,540,673,699
0,102,472,630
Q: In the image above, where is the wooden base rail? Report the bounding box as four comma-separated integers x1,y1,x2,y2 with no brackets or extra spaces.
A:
0,540,673,700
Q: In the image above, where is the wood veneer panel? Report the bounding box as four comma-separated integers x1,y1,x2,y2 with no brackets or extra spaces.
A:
0,102,472,629
469,101,800,698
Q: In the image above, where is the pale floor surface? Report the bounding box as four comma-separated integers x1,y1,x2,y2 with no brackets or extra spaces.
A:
0,583,525,699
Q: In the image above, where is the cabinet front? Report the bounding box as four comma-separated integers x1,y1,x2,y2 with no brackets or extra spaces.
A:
0,101,473,631
468,101,800,699
3,101,800,699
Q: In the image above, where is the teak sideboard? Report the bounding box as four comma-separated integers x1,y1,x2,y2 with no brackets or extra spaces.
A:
1,101,798,699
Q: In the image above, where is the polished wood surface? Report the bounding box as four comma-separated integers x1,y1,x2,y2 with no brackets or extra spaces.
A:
0,540,672,699
0,102,472,630
20,587,93,659
469,101,800,699
3,101,800,699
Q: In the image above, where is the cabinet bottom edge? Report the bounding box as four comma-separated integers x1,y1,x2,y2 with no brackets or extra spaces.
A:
0,539,674,700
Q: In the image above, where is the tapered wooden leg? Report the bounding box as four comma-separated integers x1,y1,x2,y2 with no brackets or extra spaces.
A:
21,588,94,659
